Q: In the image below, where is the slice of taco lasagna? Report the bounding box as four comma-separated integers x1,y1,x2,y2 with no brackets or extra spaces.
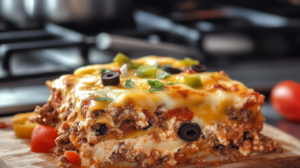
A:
35,54,282,168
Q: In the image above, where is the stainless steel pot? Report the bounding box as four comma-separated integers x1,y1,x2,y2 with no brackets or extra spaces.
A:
23,0,46,20
0,0,38,27
25,0,130,23
1,0,130,26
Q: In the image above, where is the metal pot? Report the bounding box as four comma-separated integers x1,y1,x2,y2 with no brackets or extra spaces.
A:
23,0,46,20
25,0,130,23
0,0,38,28
1,0,130,26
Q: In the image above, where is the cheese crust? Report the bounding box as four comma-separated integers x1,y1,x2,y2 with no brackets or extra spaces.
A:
35,56,282,168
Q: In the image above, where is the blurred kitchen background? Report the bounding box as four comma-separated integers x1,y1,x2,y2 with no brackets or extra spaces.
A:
0,0,299,138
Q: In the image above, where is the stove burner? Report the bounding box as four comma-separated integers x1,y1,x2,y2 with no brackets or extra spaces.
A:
1,0,300,115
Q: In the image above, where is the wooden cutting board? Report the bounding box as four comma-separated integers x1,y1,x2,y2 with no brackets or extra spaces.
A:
1,116,300,168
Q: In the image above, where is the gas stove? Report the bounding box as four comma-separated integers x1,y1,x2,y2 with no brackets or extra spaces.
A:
1,0,300,115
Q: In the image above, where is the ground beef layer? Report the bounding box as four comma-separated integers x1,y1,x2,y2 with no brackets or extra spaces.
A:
35,89,282,168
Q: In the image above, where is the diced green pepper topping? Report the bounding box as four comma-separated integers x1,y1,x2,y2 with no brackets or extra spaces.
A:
166,82,174,85
132,62,142,69
183,57,199,67
125,79,134,88
156,71,170,79
113,53,131,66
100,68,112,74
183,76,203,88
158,64,172,68
136,65,157,78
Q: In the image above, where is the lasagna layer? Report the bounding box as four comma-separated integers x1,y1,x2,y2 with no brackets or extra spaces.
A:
35,56,282,168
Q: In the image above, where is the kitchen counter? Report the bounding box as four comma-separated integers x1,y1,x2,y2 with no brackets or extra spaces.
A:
262,101,300,139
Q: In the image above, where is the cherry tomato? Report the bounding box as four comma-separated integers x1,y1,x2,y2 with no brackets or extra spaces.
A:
0,121,8,128
65,151,81,167
31,125,58,153
270,80,300,121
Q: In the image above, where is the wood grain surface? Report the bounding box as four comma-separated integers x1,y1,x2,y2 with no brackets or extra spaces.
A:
0,116,300,168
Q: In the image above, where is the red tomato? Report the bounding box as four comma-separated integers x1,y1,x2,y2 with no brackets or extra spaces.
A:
112,69,121,74
270,80,300,121
0,121,7,128
167,108,194,121
182,69,197,74
31,125,58,153
65,151,81,167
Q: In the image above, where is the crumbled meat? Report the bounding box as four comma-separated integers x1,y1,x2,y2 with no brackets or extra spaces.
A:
119,120,137,135
150,149,162,160
55,122,79,156
243,131,253,141
107,105,170,138
219,146,241,162
55,133,77,156
259,134,283,153
118,144,136,162
58,155,75,168
231,145,239,150
135,152,147,167
114,106,136,124
174,151,188,164
162,155,175,167
154,106,169,131
92,109,105,118
109,153,125,163
135,153,157,168
35,99,59,127
148,116,157,127
214,144,224,151
52,90,63,110
226,106,253,123
112,146,164,167
70,121,88,146
206,134,220,148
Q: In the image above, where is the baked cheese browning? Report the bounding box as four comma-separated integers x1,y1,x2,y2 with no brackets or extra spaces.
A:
35,55,282,168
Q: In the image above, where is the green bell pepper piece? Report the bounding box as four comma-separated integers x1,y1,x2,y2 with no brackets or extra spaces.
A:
183,76,203,88
113,53,131,66
136,65,157,78
183,57,199,67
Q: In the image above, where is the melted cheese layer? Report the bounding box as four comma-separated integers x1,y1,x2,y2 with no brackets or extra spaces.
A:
53,56,253,126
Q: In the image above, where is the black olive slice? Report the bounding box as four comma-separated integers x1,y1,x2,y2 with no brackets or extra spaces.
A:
96,124,108,136
163,67,182,74
190,65,206,72
101,71,120,86
178,123,201,142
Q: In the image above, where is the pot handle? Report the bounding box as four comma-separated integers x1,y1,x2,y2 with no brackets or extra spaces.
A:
0,39,87,74
96,33,203,60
